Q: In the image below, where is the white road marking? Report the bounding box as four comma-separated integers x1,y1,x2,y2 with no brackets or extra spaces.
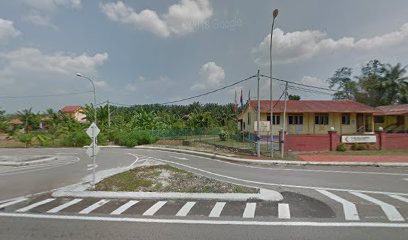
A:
0,198,27,209
0,157,80,176
388,195,408,203
148,150,408,176
79,199,110,214
110,200,139,215
209,202,226,218
316,189,360,221
242,202,256,218
143,201,167,216
2,212,408,227
16,198,55,213
47,199,83,213
176,201,196,217
278,203,291,219
350,192,404,222
127,153,141,168
403,178,408,181
137,154,408,196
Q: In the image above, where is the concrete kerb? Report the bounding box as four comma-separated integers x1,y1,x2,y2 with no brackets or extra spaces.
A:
0,156,57,166
51,188,283,202
134,146,408,167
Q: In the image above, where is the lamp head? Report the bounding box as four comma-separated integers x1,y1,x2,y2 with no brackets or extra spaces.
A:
76,73,82,77
273,9,279,19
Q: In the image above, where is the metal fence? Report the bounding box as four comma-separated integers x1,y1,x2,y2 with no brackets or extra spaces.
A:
151,128,278,156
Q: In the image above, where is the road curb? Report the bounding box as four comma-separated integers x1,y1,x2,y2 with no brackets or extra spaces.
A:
51,188,283,201
0,156,57,166
134,146,408,167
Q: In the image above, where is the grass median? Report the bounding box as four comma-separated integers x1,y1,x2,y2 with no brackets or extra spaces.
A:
94,164,258,193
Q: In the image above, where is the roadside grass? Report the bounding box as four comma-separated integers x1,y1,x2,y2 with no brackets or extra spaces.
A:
94,164,258,193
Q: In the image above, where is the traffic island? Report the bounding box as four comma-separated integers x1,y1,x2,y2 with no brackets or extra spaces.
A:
52,164,283,201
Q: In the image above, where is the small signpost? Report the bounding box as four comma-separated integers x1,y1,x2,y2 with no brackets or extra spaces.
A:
86,122,100,186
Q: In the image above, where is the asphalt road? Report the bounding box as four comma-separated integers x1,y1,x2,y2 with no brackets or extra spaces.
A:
1,147,407,240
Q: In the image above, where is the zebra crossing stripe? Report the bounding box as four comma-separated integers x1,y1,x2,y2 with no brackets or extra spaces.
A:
79,199,110,214
110,200,139,215
350,192,404,222
388,195,408,203
176,202,196,217
143,201,167,216
242,203,256,218
47,199,83,213
16,198,55,213
278,203,291,219
0,198,27,209
317,189,360,221
209,202,226,218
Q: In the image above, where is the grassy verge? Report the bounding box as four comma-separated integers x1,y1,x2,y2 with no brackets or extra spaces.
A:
94,164,258,193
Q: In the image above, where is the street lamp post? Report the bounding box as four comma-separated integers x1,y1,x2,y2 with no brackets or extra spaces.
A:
76,73,97,125
269,9,279,158
76,73,98,187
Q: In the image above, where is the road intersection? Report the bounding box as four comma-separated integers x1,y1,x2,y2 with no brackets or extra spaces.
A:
0,148,407,239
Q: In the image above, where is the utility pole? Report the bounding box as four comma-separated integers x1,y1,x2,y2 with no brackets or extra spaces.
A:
257,70,261,157
281,81,288,159
107,99,111,128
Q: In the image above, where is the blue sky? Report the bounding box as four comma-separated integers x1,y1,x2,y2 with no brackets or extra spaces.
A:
1,0,408,113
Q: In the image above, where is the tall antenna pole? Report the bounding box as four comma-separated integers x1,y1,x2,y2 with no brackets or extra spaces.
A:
257,70,261,157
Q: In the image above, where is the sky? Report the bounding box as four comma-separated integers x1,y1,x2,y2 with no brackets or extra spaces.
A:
1,0,408,113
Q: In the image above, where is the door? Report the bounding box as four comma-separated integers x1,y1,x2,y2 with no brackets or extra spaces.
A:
356,114,364,132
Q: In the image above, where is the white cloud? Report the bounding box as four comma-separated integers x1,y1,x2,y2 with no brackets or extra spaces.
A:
20,0,81,28
0,18,21,43
191,62,225,90
0,48,108,88
0,48,108,76
22,11,57,29
252,22,408,65
100,0,213,38
300,76,328,88
21,0,81,12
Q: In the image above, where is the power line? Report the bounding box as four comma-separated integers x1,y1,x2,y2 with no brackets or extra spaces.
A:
160,75,256,105
0,91,93,99
260,74,335,92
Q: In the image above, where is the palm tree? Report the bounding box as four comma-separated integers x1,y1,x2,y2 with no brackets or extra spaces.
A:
16,108,36,133
382,63,408,104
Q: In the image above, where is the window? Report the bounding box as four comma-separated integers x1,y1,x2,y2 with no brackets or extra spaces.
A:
342,113,350,125
315,114,329,125
247,113,251,125
267,115,280,124
288,115,303,125
374,116,384,123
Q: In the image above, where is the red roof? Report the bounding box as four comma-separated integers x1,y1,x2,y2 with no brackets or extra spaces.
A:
60,106,82,113
375,104,408,116
247,100,377,113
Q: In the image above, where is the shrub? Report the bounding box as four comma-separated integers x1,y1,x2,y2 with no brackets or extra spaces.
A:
36,134,52,147
17,133,34,148
336,143,347,152
61,130,91,147
219,130,228,141
351,143,368,151
118,130,157,147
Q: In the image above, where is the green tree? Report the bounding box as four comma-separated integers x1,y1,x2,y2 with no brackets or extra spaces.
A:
328,67,357,100
382,63,408,104
16,108,38,133
288,95,301,100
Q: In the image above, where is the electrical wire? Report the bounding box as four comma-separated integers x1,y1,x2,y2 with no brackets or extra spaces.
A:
260,74,335,92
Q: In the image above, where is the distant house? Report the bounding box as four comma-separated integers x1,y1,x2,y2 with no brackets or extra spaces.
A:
60,106,87,123
238,100,379,135
9,118,23,126
374,104,408,133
